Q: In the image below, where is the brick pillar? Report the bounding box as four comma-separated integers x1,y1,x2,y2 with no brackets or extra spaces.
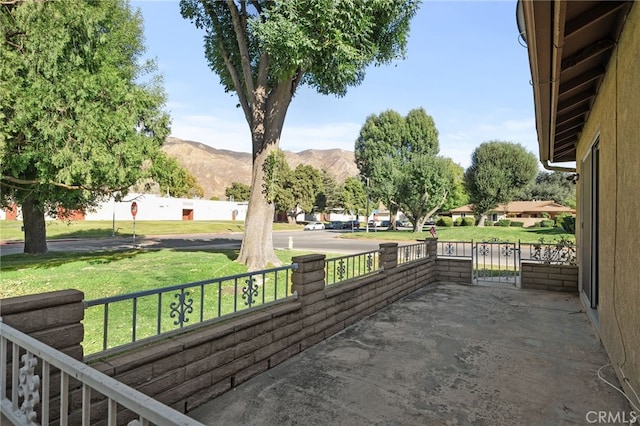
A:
291,254,326,303
379,242,398,270
425,238,438,258
0,289,85,360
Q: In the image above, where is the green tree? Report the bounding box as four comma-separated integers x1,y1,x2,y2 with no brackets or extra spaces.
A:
180,0,418,270
315,170,340,215
290,165,323,215
356,107,452,231
516,171,576,208
0,0,170,254
440,160,469,212
339,177,367,217
464,141,538,225
150,152,204,198
225,181,251,202
398,155,453,231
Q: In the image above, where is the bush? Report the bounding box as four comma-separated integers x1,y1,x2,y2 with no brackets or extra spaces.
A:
561,216,576,233
532,221,542,228
454,217,463,226
497,219,511,227
461,217,475,226
541,212,551,219
540,220,554,227
509,221,524,227
555,213,570,228
484,220,494,227
436,217,454,227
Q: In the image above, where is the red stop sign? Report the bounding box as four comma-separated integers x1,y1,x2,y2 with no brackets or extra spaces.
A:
131,201,138,218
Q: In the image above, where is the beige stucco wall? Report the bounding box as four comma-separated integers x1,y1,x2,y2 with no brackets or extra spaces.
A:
575,3,640,403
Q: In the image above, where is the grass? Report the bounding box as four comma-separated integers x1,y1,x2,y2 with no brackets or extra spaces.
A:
344,225,574,244
0,219,303,241
0,247,327,354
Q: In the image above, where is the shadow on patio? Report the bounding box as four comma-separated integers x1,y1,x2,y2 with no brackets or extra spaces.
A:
189,283,632,425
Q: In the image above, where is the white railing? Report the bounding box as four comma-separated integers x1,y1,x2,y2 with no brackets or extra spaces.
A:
0,322,203,426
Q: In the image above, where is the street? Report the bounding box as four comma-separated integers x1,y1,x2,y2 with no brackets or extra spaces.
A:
0,229,395,257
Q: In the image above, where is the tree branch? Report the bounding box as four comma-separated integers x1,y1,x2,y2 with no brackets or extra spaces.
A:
200,0,252,125
1,175,125,193
226,0,255,104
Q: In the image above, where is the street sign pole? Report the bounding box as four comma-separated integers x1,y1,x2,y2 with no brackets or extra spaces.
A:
131,201,138,245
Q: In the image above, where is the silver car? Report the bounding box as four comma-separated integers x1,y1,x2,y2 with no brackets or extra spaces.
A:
304,221,325,231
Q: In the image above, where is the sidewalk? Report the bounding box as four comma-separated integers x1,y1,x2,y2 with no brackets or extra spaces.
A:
189,283,632,425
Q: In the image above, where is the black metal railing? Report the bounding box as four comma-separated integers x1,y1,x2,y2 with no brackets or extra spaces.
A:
397,241,430,265
437,240,473,258
84,264,296,355
325,250,381,286
520,239,576,265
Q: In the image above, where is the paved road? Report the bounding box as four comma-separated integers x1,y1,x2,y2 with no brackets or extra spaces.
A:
0,229,397,256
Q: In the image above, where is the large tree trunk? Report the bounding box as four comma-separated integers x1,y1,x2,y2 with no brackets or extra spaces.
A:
22,197,48,254
237,143,281,270
237,80,296,270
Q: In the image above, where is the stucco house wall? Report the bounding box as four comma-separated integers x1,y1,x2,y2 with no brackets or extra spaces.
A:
575,3,639,401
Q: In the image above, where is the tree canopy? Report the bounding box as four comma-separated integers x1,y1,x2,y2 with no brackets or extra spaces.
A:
180,0,419,269
150,152,204,199
339,177,367,216
516,171,576,208
355,107,453,231
225,181,251,202
464,141,538,222
0,0,170,254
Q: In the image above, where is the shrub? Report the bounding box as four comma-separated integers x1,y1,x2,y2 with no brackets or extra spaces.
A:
484,220,494,227
497,219,511,227
461,217,475,226
541,220,554,227
541,212,551,219
555,213,570,227
454,217,463,226
561,216,576,233
436,217,454,227
510,221,524,227
532,221,542,228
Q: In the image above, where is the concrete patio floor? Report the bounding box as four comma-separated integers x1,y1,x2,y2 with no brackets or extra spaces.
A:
189,283,633,425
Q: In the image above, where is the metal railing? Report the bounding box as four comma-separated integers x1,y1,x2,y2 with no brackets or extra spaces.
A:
325,250,381,286
437,240,473,258
397,241,430,265
520,239,577,265
84,265,296,355
0,322,202,426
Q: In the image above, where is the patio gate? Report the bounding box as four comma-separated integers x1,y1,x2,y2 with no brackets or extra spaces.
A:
473,240,520,286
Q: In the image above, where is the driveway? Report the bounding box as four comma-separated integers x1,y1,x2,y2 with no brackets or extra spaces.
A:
189,283,632,425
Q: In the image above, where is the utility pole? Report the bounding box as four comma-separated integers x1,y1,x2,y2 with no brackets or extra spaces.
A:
365,177,370,233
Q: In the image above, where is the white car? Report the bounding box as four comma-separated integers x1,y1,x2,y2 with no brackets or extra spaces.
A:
304,221,325,231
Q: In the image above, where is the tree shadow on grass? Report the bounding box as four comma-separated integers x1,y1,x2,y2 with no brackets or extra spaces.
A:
524,227,574,240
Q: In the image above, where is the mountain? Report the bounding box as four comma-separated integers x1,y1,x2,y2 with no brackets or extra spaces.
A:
161,137,359,199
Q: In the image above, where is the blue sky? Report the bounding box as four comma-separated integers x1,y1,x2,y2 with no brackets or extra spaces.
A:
134,1,537,169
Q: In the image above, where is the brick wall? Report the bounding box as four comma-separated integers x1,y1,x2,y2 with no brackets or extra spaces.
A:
521,262,578,292
83,241,437,420
436,258,473,284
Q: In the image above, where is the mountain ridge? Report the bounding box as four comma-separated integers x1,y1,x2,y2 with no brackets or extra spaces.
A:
162,137,358,199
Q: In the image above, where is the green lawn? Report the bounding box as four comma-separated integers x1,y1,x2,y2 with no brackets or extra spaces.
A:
0,219,303,241
346,225,574,244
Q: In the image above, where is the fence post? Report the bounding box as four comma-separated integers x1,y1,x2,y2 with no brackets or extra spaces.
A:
0,289,85,360
291,254,326,302
425,238,438,259
379,243,398,270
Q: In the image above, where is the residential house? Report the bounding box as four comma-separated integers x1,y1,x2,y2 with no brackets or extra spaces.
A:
518,0,639,401
450,200,575,227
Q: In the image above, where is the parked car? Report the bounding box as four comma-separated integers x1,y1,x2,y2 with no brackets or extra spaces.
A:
325,221,344,230
367,220,382,228
343,220,360,229
304,221,325,231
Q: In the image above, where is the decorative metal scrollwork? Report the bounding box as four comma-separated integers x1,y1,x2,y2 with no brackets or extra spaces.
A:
501,244,513,258
242,277,259,307
366,253,374,272
170,290,194,327
404,246,410,262
337,260,346,280
416,245,422,259
18,352,40,423
444,242,456,256
479,244,490,257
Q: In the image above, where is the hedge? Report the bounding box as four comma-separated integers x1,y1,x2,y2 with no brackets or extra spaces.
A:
454,217,463,226
461,217,475,226
436,217,454,227
509,221,524,227
540,220,555,227
497,219,511,227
